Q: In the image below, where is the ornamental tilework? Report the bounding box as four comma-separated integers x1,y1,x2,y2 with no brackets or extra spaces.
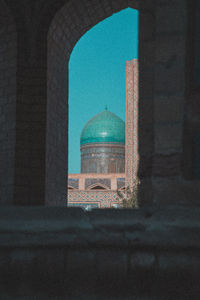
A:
68,178,79,189
68,191,120,208
125,59,139,190
85,178,111,189
117,178,126,189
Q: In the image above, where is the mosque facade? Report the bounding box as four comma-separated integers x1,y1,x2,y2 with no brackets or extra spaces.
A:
68,59,139,209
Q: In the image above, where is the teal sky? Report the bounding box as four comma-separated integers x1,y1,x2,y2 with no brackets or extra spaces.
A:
69,8,138,173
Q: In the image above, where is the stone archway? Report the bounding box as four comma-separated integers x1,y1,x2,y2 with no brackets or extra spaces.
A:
47,0,188,206
0,0,189,206
46,0,146,205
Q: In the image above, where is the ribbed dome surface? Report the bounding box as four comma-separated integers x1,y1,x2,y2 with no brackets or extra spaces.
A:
80,110,125,146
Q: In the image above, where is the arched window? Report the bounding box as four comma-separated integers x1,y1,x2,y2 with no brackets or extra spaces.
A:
88,184,108,191
45,0,156,205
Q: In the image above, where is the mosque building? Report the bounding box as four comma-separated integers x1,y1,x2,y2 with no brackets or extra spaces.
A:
80,108,125,174
68,59,139,209
68,109,126,209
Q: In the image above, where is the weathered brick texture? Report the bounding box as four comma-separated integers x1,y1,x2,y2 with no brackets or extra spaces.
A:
0,206,199,298
0,0,17,205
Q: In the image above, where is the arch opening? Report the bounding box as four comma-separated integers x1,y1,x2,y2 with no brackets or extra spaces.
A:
47,1,140,206
67,7,139,208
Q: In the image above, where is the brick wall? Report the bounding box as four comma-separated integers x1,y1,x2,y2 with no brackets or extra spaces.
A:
0,206,199,298
0,0,17,205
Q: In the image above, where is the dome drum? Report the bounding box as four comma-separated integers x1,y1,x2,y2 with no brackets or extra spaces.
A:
81,144,125,174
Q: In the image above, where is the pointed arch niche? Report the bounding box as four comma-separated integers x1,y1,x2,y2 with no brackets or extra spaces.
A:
46,0,156,205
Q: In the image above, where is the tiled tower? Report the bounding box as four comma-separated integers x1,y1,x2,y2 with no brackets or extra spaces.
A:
80,109,125,174
125,59,139,189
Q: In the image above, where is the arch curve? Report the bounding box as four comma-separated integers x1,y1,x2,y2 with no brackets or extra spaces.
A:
46,0,141,204
87,183,109,191
44,0,157,205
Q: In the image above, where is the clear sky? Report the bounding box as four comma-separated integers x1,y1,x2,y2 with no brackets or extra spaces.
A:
68,8,138,173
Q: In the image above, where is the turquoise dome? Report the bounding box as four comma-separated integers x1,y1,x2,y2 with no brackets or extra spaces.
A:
80,110,125,146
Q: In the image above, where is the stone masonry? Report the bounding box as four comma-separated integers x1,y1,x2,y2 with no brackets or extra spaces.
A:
0,206,199,299
1,0,200,298
0,0,195,206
